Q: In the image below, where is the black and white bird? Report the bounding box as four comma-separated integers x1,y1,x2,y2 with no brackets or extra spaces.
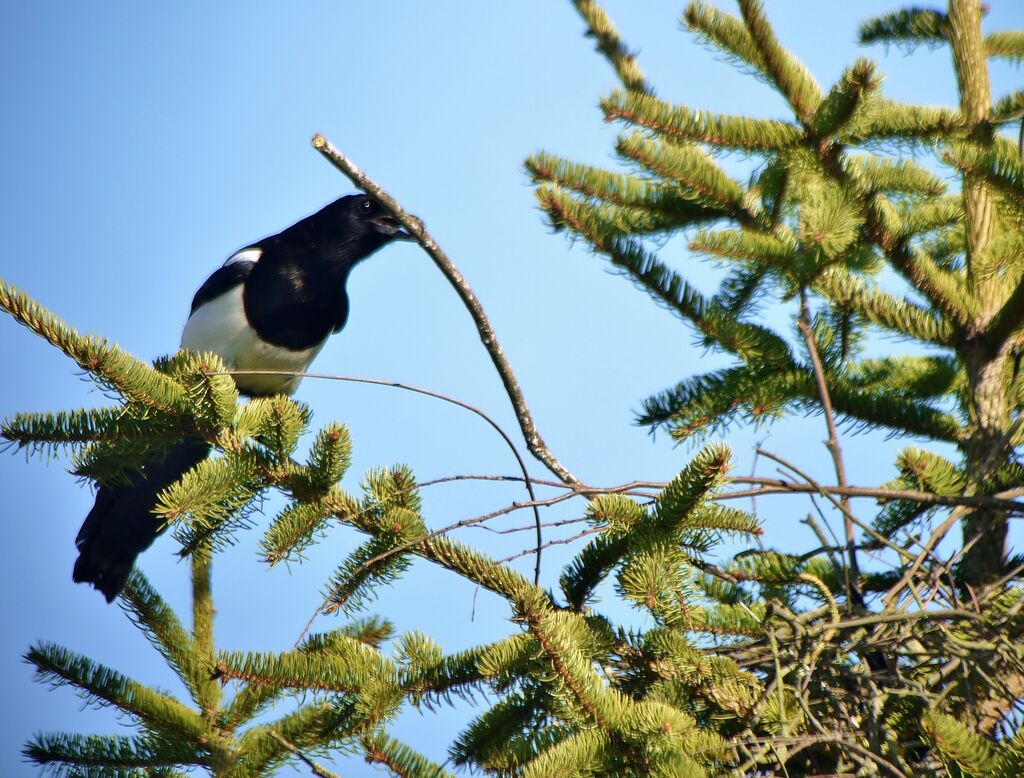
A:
73,194,410,601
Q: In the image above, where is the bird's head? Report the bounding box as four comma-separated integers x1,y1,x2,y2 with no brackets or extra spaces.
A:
339,194,413,243
282,194,414,275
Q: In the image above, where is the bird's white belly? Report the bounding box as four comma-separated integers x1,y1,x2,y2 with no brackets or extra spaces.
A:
180,285,324,396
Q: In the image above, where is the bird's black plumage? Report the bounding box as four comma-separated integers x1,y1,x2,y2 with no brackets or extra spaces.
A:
73,195,409,601
72,437,211,601
189,261,254,316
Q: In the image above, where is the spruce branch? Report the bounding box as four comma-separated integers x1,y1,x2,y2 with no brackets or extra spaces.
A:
23,732,203,775
310,134,580,491
684,1,770,80
844,155,947,196
810,58,880,139
119,571,206,709
814,156,971,326
239,699,375,775
738,0,823,123
537,190,794,366
295,485,592,646
361,732,455,778
2,405,181,454
946,136,1024,217
526,151,731,228
213,638,397,697
602,89,802,151
814,268,956,345
858,8,949,50
992,89,1024,124
613,132,762,227
25,642,207,742
985,31,1024,62
842,97,966,143
569,0,651,94
0,279,187,414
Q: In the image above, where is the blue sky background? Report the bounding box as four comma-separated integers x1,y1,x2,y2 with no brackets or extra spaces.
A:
1,2,1022,775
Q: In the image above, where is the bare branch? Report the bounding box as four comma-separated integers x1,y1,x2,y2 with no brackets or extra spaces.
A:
310,134,580,489
798,291,862,608
267,730,342,778
722,476,1024,513
220,368,546,585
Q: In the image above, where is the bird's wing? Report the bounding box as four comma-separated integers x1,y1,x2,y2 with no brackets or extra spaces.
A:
189,256,257,315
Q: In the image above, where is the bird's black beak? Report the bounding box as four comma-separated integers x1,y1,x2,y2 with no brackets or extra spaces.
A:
370,214,414,241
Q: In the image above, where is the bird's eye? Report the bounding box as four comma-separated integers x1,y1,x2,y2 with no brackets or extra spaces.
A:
360,198,373,213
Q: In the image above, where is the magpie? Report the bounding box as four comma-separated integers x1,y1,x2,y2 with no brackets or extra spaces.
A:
73,194,410,601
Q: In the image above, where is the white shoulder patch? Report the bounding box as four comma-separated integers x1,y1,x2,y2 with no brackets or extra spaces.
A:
224,247,262,266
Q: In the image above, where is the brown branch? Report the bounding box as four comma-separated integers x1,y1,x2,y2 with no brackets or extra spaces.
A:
391,470,1024,514
755,449,918,563
798,291,862,608
721,477,1024,513
884,506,967,607
267,730,342,778
310,134,580,490
220,368,546,586
739,733,912,778
293,488,588,647
806,607,983,636
495,526,603,565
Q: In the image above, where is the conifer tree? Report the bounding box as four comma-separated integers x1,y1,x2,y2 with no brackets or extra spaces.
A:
526,0,1024,770
533,0,1024,594
5,1,1024,776
1,281,768,776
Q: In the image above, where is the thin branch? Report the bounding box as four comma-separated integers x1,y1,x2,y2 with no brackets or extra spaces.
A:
798,291,863,609
721,477,1024,512
481,515,594,536
267,730,342,778
756,449,918,563
495,526,604,565
884,506,968,607
742,734,912,778
806,607,983,636
219,368,546,586
294,488,589,646
415,471,1024,513
310,134,581,491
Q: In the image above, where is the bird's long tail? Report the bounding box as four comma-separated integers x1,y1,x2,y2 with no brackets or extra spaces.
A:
73,436,210,602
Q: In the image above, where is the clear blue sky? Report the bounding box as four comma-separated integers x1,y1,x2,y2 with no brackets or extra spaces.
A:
1,2,1021,775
